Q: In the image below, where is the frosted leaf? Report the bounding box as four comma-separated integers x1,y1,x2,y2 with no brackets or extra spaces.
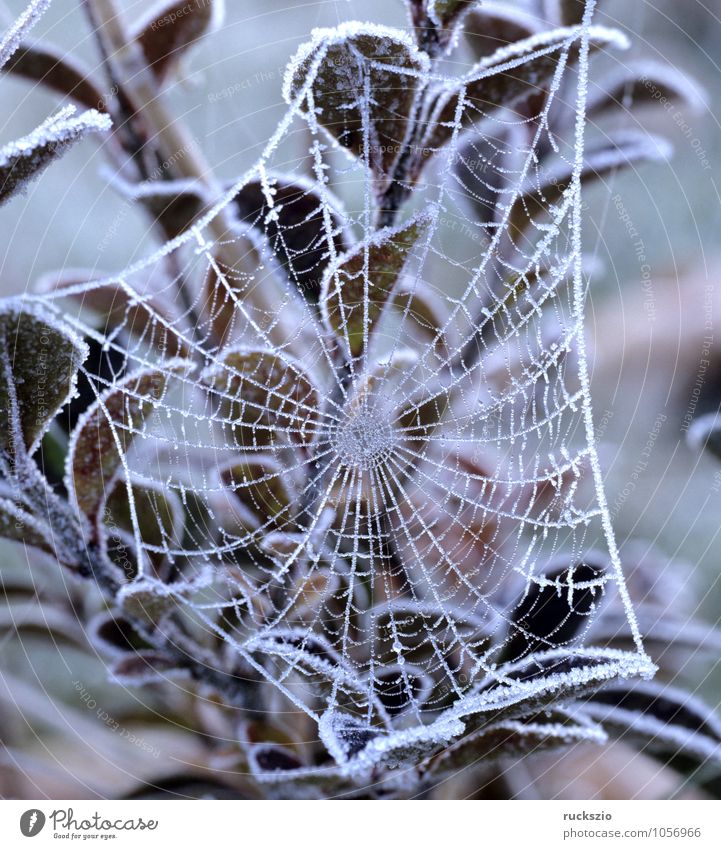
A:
14,1,664,775
581,680,721,766
320,211,432,358
0,105,111,206
0,300,88,458
422,25,630,155
3,40,106,111
130,0,225,84
422,708,608,778
464,2,540,59
0,0,51,70
283,22,430,189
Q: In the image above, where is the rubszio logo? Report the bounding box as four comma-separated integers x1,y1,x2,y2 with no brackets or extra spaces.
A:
20,810,46,837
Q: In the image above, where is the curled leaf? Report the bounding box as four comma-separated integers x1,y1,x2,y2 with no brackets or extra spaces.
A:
283,22,430,189
0,301,88,459
3,41,106,111
583,681,721,766
464,3,539,59
131,0,224,84
0,105,110,206
588,61,707,119
320,211,432,358
422,25,629,154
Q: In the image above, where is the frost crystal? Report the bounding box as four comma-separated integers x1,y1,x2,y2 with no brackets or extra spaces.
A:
22,1,656,775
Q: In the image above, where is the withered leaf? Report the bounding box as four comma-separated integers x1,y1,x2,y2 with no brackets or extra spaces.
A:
3,41,105,111
320,211,431,358
131,0,221,84
0,302,87,459
502,560,606,663
284,23,429,189
203,348,321,448
230,175,349,304
0,106,110,206
422,26,627,154
67,364,183,521
507,130,671,242
464,3,539,60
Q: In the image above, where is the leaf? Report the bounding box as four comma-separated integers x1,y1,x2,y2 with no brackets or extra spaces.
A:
38,269,189,359
101,478,184,578
464,2,539,60
422,25,629,154
0,301,88,460
422,711,607,777
688,413,721,462
507,130,672,242
0,105,111,206
427,0,475,29
0,496,53,552
131,0,224,84
558,0,588,26
202,348,321,448
283,22,430,189
88,609,153,657
450,648,657,728
219,454,297,533
110,651,190,685
230,175,350,304
66,363,185,521
248,745,304,776
502,560,607,663
587,62,707,119
583,681,721,766
392,277,449,351
111,175,208,240
320,211,431,358
3,41,106,111
0,0,52,70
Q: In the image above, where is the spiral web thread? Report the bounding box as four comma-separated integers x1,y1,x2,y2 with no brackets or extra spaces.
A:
31,3,655,774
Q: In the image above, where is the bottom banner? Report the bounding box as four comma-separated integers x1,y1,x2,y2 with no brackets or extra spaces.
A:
0,800,720,848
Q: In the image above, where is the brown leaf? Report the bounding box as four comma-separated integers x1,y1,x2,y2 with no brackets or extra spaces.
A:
202,348,321,448
587,61,707,119
0,107,110,206
113,177,208,240
464,3,539,60
0,302,87,459
67,364,185,521
507,130,670,242
422,26,628,154
284,23,429,190
219,454,297,531
230,175,350,304
131,0,221,84
101,478,184,577
320,211,431,358
3,41,105,111
38,270,189,359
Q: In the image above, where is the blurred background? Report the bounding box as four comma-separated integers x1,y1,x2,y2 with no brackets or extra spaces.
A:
1,0,721,795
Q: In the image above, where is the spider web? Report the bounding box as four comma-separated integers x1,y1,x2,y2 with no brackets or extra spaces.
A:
28,2,656,777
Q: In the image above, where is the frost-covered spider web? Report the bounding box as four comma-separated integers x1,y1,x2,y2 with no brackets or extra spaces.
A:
30,3,655,775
